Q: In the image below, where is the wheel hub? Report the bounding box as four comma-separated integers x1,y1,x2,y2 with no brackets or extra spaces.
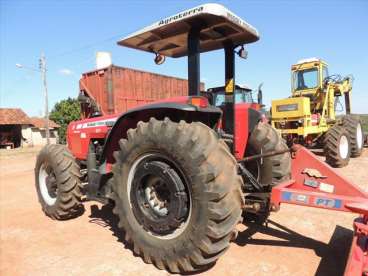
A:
144,176,171,216
130,157,189,236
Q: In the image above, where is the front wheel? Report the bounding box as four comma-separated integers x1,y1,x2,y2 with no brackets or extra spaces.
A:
35,144,84,220
324,125,351,167
343,115,364,157
112,118,243,273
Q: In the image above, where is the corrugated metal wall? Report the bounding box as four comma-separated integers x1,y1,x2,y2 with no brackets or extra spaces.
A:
79,65,204,117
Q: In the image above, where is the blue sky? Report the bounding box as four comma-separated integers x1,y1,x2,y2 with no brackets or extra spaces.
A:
1,0,367,116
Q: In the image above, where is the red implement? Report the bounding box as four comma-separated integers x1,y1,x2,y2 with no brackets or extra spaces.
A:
270,145,368,276
345,215,368,276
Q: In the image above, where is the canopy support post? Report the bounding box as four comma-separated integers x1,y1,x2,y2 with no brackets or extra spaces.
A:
187,27,201,96
224,42,236,152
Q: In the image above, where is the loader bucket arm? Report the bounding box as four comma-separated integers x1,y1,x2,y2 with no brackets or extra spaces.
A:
270,145,368,276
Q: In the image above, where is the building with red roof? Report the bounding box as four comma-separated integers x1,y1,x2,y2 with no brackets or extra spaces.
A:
0,108,60,148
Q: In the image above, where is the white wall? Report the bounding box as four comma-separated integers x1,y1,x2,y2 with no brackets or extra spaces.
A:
21,126,59,146
21,125,33,147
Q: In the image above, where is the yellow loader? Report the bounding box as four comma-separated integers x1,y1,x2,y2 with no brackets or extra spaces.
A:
271,58,364,167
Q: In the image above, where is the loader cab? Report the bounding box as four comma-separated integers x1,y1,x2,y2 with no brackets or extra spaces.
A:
291,58,329,97
117,3,260,143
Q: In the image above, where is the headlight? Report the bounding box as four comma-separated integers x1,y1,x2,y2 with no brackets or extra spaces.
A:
276,104,298,112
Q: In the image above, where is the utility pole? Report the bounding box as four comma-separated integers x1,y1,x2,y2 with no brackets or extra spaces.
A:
39,52,50,145
16,53,50,145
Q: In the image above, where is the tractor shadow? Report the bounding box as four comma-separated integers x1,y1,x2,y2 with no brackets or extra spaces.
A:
87,203,214,275
235,219,353,276
88,203,134,252
87,204,352,275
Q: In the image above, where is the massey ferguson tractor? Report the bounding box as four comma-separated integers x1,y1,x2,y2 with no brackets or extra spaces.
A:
271,58,364,167
35,4,367,274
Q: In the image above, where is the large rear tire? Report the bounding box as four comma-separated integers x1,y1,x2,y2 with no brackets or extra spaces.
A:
243,122,291,223
247,121,291,186
35,144,84,220
324,124,351,167
112,118,243,273
343,115,364,157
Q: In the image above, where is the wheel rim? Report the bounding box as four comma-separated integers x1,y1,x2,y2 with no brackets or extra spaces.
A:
39,164,57,205
339,135,349,159
357,123,363,150
127,153,191,240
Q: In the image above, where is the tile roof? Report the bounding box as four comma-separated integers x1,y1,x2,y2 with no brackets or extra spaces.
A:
0,108,31,125
0,108,60,129
29,117,60,129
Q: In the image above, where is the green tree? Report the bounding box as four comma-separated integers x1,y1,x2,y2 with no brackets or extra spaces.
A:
50,97,81,144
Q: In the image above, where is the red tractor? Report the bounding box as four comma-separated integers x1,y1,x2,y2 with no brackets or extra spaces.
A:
35,4,367,274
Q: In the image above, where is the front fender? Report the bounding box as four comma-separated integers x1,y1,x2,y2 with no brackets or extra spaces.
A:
102,102,222,165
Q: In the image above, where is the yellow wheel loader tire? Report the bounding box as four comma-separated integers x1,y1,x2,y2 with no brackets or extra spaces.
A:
324,125,351,167
343,115,364,157
112,118,243,274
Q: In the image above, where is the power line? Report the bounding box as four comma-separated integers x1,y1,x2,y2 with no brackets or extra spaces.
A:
47,32,127,61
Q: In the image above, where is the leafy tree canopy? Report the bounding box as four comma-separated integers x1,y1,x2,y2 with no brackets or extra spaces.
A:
50,97,80,144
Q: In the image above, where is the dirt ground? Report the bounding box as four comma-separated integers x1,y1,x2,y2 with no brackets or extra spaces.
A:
0,147,367,276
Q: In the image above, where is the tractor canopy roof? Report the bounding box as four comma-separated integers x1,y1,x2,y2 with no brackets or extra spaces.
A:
117,3,260,58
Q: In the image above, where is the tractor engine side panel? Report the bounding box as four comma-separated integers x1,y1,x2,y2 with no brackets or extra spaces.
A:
67,115,118,160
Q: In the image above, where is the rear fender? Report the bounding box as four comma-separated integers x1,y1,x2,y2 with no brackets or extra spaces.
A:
102,102,222,166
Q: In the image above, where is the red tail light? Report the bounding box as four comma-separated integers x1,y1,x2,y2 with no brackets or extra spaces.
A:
188,96,208,108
